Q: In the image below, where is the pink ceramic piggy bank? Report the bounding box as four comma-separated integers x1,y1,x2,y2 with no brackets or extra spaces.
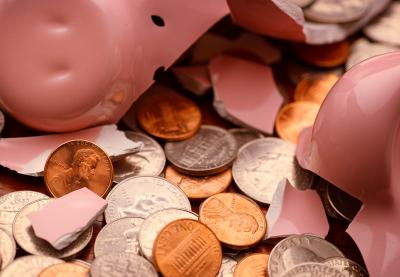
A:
0,0,228,132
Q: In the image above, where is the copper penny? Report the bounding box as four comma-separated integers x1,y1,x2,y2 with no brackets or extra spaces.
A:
294,73,339,104
154,219,222,277
275,102,320,144
199,193,267,249
234,253,269,277
165,166,232,199
137,85,202,141
44,140,113,198
38,262,89,277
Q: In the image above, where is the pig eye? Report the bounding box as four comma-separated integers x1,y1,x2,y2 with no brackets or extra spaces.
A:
151,15,165,27
153,66,165,81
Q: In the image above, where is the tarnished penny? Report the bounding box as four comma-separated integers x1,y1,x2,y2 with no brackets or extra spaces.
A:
234,253,269,277
0,109,4,134
304,0,369,24
0,255,64,277
13,199,93,258
154,219,223,277
229,128,264,150
0,227,16,269
38,262,90,277
288,0,315,8
294,73,338,104
324,257,368,277
282,263,347,277
199,193,267,248
44,140,113,198
275,101,320,144
165,166,232,199
218,256,238,277
137,85,202,141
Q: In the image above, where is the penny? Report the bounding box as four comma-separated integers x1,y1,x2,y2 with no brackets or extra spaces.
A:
0,255,64,277
137,85,202,141
104,176,191,223
217,256,238,277
38,262,90,277
90,253,157,277
94,217,145,257
304,0,369,24
288,0,315,8
327,183,362,222
138,208,198,262
165,166,232,199
113,131,166,183
13,199,93,258
165,125,237,176
0,109,4,134
199,193,267,248
294,73,339,104
282,263,347,277
324,257,369,277
275,101,320,144
229,128,264,150
44,140,113,198
0,227,16,269
234,253,269,277
154,219,222,277
233,138,314,204
268,234,345,277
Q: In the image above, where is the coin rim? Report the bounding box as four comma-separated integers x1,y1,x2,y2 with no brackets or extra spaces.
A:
0,227,16,269
233,253,269,277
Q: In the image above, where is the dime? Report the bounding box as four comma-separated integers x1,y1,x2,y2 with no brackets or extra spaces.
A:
138,208,198,262
304,0,369,24
165,125,237,176
13,199,93,258
323,257,369,277
44,140,113,198
0,227,16,269
275,101,320,144
38,262,90,277
233,138,314,204
90,253,157,277
0,109,4,134
94,217,145,257
294,73,338,104
0,255,64,277
137,85,202,141
113,131,166,183
165,166,232,199
104,176,191,223
199,193,267,248
229,128,264,150
234,253,269,277
268,234,345,277
154,219,222,277
217,256,238,277
288,0,315,8
327,183,362,222
281,262,347,277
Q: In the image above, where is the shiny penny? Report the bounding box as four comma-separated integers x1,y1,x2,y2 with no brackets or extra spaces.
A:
165,125,237,176
282,262,347,277
0,109,4,134
113,131,166,183
0,227,16,269
324,257,369,277
217,256,238,277
137,85,202,141
94,217,145,257
229,128,264,150
38,262,90,277
165,166,232,199
154,219,223,277
275,101,320,144
234,253,269,277
0,255,64,277
44,140,113,198
13,199,93,258
294,73,338,104
199,193,267,248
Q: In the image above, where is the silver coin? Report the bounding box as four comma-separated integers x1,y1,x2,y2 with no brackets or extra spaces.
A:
288,0,315,8
90,253,157,277
304,0,370,24
138,208,198,262
217,256,237,277
232,138,314,204
268,234,345,277
282,262,347,277
113,131,166,183
165,125,237,176
228,128,264,149
104,176,191,223
0,255,64,277
12,198,93,258
94,217,145,257
0,227,16,269
0,109,4,134
324,257,369,277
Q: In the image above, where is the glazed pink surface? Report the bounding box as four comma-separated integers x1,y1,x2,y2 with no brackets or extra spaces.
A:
297,52,400,277
0,0,229,132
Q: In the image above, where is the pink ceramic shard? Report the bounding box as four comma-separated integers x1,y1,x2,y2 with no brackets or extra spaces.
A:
190,33,236,64
227,0,390,44
172,65,212,96
296,52,400,277
28,187,107,250
266,179,329,240
0,125,142,176
209,54,283,134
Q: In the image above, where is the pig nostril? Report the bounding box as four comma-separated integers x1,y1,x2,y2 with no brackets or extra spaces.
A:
153,66,165,81
151,15,165,27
